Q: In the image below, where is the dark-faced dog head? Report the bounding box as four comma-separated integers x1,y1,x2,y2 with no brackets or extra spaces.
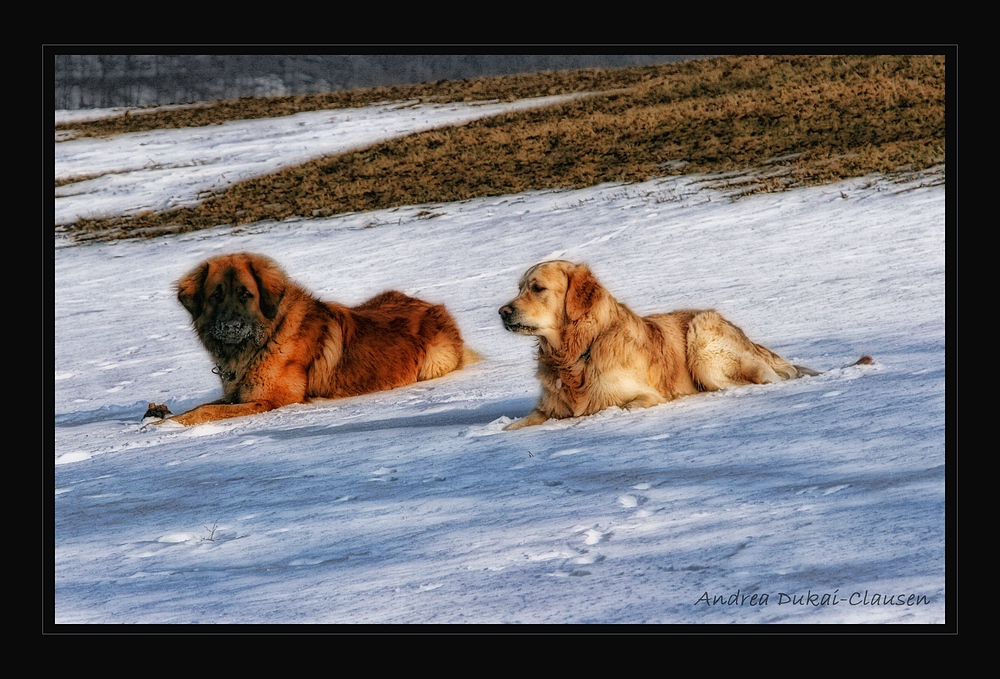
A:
499,261,607,346
177,253,287,353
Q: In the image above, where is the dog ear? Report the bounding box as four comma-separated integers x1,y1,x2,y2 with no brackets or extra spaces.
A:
248,257,286,320
564,264,602,322
177,263,209,319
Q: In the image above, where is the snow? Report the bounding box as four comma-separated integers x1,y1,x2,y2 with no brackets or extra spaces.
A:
54,96,580,225
52,99,947,625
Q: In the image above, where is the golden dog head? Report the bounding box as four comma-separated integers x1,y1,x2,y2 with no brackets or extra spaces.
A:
499,260,607,344
177,253,288,352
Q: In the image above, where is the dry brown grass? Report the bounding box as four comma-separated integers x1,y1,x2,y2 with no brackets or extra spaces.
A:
54,68,661,140
58,54,946,241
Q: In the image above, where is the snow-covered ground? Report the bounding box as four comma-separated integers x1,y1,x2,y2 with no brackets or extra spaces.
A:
54,96,579,225
52,99,947,625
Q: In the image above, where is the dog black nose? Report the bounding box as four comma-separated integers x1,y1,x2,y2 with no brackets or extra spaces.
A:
499,305,512,321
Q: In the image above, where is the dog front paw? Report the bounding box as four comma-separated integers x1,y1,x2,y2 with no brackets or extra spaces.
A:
142,402,172,419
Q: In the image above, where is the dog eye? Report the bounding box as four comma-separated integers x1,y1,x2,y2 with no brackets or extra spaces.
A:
238,290,253,302
210,288,224,302
531,284,546,293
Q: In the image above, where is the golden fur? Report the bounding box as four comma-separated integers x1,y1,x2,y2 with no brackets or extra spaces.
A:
499,260,815,430
168,252,476,425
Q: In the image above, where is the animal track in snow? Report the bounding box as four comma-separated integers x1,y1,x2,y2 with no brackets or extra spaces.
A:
618,493,651,516
370,466,398,482
581,527,612,545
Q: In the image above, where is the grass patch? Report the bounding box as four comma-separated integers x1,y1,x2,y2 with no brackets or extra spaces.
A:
54,68,660,141
55,172,108,189
58,54,945,241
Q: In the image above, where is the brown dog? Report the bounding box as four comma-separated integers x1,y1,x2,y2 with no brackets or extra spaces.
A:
167,252,476,425
499,260,825,430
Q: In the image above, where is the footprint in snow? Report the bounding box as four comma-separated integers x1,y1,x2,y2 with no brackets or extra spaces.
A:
618,493,653,517
553,534,611,576
573,553,606,566
370,466,398,482
459,417,511,437
581,527,612,545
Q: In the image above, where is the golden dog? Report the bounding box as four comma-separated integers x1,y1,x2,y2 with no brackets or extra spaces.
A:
166,252,476,425
499,260,843,430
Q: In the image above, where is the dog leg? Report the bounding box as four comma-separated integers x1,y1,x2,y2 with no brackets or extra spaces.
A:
412,302,470,381
687,311,803,389
621,393,667,410
170,400,284,426
504,409,550,430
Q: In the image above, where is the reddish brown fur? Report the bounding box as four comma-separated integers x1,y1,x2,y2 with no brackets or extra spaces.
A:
499,260,808,430
168,253,475,425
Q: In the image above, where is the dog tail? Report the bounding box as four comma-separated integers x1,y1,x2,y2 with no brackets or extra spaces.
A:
795,355,873,378
462,345,485,367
